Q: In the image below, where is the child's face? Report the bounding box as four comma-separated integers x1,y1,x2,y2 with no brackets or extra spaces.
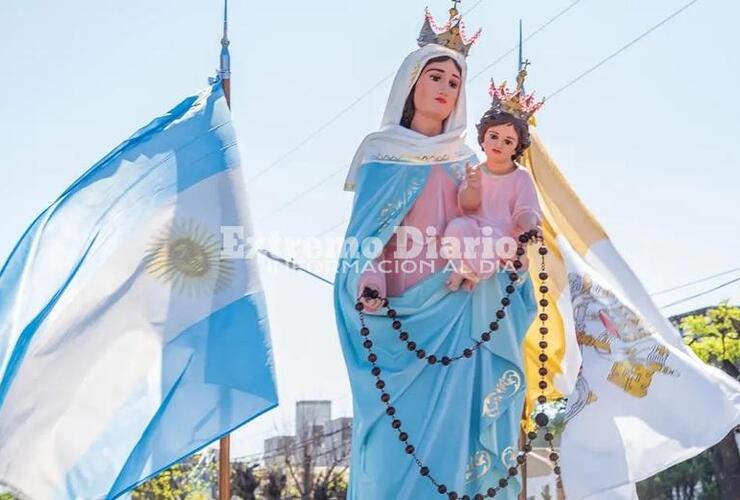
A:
412,59,462,124
481,123,519,162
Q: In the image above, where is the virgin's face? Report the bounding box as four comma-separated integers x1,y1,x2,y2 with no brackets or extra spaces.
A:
412,59,462,124
482,123,519,162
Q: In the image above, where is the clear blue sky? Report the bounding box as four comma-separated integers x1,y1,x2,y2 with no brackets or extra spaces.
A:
1,0,738,459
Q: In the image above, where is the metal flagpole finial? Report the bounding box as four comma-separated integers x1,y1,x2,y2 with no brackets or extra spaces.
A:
517,19,525,94
219,0,231,80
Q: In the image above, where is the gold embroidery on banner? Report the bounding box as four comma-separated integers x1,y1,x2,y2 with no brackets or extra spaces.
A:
569,273,680,399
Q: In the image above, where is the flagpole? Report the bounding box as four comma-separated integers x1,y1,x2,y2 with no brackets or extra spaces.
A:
218,1,231,498
517,20,529,500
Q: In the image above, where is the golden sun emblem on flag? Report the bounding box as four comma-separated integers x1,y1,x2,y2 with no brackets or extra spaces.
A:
144,219,234,295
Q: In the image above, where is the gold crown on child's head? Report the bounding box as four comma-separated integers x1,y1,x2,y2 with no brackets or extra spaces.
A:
488,62,545,123
417,2,481,57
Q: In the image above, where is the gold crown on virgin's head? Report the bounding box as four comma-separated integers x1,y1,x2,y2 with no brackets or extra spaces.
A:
417,2,481,57
488,61,545,123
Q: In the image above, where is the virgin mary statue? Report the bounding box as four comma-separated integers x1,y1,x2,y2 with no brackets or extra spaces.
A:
333,7,538,499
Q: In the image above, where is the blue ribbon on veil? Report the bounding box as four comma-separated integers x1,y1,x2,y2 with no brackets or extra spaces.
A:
334,159,538,499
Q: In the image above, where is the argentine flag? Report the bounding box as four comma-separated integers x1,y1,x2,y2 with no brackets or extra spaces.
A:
0,82,278,498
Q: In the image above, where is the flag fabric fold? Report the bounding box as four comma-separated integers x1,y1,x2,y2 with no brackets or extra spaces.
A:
0,82,278,499
522,131,740,499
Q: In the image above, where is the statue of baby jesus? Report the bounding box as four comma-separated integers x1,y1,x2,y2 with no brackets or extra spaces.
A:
442,94,544,291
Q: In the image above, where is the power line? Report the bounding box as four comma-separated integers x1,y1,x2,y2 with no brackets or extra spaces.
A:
251,2,587,229
245,0,491,187
469,0,586,82
547,0,700,99
652,267,740,296
660,276,740,309
257,165,347,222
311,0,703,240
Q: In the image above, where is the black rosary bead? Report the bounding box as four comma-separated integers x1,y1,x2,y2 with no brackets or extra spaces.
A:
539,312,548,321
360,327,369,336
376,380,385,390
516,247,525,256
380,393,390,403
496,310,506,319
506,285,515,294
498,478,508,488
539,247,548,255
368,353,377,363
407,341,417,351
527,431,537,440
540,299,549,307
508,467,518,477
463,348,473,358
392,320,402,330
539,326,548,335
539,367,548,376
539,381,548,390
539,285,548,293
487,487,496,496
387,309,397,318
355,302,364,311
405,444,415,454
392,419,401,429
363,339,373,349
501,297,510,306
399,432,408,441
538,272,548,280
550,452,559,462
539,353,548,362
535,412,549,427
537,395,547,404
441,356,451,366
428,355,437,365
489,321,499,331
420,466,429,476
416,349,426,359
539,341,548,349
399,331,409,341
438,485,448,494
386,406,395,415
545,432,554,441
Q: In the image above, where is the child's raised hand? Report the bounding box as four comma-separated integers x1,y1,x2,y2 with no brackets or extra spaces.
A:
464,163,481,189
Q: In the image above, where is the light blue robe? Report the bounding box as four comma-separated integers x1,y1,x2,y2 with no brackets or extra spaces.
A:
334,160,538,499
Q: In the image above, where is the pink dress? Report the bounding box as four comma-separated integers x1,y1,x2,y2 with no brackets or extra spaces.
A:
443,164,543,280
358,165,463,298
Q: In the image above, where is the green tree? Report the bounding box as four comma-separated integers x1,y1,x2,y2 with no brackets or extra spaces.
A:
132,453,216,500
637,302,740,499
680,301,740,364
